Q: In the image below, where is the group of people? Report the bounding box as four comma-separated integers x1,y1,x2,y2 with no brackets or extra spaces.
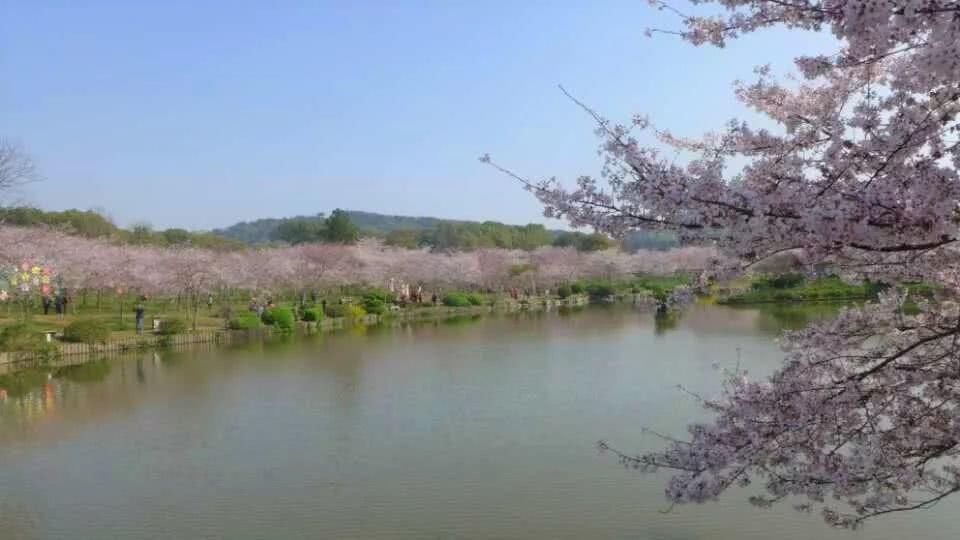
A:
388,279,439,305
508,288,527,300
40,293,71,315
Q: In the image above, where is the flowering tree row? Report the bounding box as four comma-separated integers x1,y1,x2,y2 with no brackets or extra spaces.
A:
485,0,960,529
0,226,716,300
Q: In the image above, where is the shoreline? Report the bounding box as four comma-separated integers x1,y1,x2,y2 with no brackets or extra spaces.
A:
0,286,904,376
0,295,591,375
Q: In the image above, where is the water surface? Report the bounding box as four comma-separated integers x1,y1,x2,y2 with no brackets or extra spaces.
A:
2,304,956,539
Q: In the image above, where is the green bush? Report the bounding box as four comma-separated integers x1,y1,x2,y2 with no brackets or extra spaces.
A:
62,320,111,345
228,313,260,330
347,304,367,319
769,273,806,289
156,318,188,336
586,283,616,300
466,293,484,306
722,275,886,304
301,308,322,322
557,285,572,299
0,323,46,352
570,283,585,295
363,297,386,315
325,304,347,318
753,273,806,291
263,307,295,331
363,289,395,304
633,274,691,291
443,292,471,307
0,323,60,362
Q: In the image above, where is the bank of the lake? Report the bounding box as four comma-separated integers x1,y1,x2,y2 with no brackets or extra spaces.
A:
0,271,932,379
0,295,591,378
715,274,938,305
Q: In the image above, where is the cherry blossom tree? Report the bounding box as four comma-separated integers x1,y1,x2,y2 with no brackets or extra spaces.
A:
0,226,713,312
485,0,960,529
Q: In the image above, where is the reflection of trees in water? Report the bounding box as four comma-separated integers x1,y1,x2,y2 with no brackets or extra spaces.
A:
0,368,49,398
558,305,586,317
55,358,111,383
653,310,680,335
442,314,483,326
753,303,847,335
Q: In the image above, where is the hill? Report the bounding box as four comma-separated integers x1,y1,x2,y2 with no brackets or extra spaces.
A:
213,210,465,243
0,205,678,252
213,210,678,251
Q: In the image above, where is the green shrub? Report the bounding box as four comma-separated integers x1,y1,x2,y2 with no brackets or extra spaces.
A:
325,304,347,318
156,318,188,336
633,274,691,291
301,308,322,322
752,273,806,291
228,313,260,330
0,323,60,362
570,283,585,295
557,285,572,299
0,323,46,352
62,320,111,345
466,293,484,306
443,293,471,307
263,307,295,331
347,304,367,319
363,297,386,315
586,283,616,300
363,289,395,304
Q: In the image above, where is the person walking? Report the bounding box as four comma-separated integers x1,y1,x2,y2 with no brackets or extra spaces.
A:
42,296,52,315
134,302,146,335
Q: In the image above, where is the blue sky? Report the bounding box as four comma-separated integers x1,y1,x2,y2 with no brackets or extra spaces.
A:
1,1,832,230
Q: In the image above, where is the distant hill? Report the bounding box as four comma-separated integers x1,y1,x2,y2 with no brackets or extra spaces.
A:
0,205,677,251
212,210,460,243
213,210,679,251
343,210,470,233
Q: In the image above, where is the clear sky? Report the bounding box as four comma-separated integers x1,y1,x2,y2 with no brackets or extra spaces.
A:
1,1,832,230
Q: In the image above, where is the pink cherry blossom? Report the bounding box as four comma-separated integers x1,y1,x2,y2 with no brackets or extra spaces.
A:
485,0,960,528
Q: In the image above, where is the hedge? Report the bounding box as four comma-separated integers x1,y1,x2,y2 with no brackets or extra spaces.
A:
156,318,188,336
62,320,111,345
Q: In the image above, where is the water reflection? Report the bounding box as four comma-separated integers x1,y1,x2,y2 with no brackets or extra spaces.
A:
653,310,680,335
56,359,111,383
738,301,853,335
3,303,953,540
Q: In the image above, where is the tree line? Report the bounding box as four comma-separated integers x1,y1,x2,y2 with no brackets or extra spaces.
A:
0,206,245,250
0,205,626,253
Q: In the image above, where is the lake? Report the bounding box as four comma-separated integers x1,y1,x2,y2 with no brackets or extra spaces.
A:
1,304,957,539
